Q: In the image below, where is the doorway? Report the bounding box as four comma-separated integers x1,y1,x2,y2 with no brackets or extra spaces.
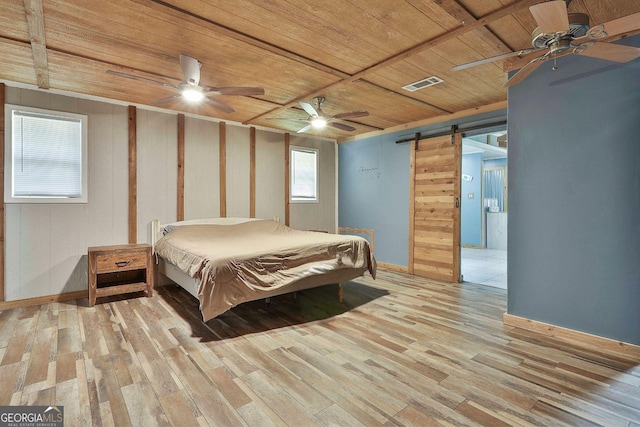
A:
460,131,508,289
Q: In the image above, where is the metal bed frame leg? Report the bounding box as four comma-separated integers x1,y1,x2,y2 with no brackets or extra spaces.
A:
338,283,343,303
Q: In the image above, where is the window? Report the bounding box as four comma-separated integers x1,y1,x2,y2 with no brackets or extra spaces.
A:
484,167,507,212
4,105,88,203
290,146,318,203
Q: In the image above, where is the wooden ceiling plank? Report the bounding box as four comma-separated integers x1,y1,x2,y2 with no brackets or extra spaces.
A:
23,0,49,89
245,0,541,125
349,0,543,81
143,0,351,80
42,0,343,106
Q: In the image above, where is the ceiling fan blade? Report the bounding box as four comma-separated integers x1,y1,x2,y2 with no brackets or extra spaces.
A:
529,0,569,34
297,124,313,134
452,49,537,71
180,54,201,86
333,110,369,119
596,11,640,38
299,102,319,117
503,56,547,87
578,42,640,63
329,122,356,132
209,87,265,96
204,97,235,113
152,94,182,105
106,70,176,89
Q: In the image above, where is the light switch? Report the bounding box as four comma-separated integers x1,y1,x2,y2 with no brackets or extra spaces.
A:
468,193,474,199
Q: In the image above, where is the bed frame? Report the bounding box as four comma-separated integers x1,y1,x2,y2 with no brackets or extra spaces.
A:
149,219,368,308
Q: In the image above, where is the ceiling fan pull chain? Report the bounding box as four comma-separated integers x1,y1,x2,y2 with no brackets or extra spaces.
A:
552,57,559,71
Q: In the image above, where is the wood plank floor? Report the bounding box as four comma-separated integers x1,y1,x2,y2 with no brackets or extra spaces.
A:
1,270,639,426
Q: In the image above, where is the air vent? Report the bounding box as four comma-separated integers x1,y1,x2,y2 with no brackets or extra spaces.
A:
402,76,444,92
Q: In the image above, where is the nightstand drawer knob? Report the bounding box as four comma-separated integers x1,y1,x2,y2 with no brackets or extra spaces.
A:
115,260,131,268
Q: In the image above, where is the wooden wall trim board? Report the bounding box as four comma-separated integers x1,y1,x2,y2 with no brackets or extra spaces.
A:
339,101,507,144
503,313,640,359
284,132,290,226
219,122,226,217
249,126,256,218
128,105,137,244
177,114,185,221
377,262,408,273
0,290,87,311
338,227,375,254
0,83,4,302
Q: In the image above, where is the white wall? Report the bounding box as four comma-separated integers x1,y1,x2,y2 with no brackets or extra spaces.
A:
184,117,220,219
225,126,250,218
136,109,178,243
289,135,336,232
5,87,129,300
255,129,285,221
3,87,336,301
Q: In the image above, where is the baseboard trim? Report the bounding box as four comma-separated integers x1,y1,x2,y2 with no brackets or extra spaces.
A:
377,262,408,273
503,313,640,360
0,290,87,311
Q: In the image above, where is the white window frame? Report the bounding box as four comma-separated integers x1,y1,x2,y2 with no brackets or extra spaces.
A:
4,104,88,204
290,146,319,203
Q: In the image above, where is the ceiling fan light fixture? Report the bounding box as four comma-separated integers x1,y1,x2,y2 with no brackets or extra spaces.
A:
182,87,204,102
311,117,327,129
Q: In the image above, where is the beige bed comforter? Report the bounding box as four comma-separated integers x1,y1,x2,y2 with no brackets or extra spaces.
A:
154,220,376,320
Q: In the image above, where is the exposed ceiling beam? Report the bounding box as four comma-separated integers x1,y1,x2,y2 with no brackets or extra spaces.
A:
23,0,49,89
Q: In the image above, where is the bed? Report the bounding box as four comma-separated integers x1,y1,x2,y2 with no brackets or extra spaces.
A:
150,218,376,321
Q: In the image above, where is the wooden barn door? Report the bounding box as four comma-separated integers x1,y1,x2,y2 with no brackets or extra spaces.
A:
409,131,461,282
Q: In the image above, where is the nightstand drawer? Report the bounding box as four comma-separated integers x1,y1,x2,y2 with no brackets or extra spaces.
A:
96,252,147,273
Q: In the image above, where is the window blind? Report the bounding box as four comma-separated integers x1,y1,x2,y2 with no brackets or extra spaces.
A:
12,110,83,198
291,148,317,200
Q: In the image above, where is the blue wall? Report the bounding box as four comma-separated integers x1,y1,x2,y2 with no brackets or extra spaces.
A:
461,153,482,246
339,110,506,267
508,35,640,345
339,132,411,266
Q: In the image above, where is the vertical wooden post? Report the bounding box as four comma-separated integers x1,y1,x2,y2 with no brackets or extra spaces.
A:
0,83,5,301
284,132,290,226
219,122,226,217
249,127,256,218
128,106,137,244
177,114,185,221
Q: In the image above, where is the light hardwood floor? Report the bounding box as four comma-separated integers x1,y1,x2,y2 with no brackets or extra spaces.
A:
1,270,639,426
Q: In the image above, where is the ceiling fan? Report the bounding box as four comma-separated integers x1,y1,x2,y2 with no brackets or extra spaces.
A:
452,1,640,87
107,54,265,113
267,96,369,133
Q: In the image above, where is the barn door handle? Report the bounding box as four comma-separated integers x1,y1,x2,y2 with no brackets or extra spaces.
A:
455,197,460,208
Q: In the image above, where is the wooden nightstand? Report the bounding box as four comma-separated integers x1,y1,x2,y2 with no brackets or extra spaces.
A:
88,243,154,306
